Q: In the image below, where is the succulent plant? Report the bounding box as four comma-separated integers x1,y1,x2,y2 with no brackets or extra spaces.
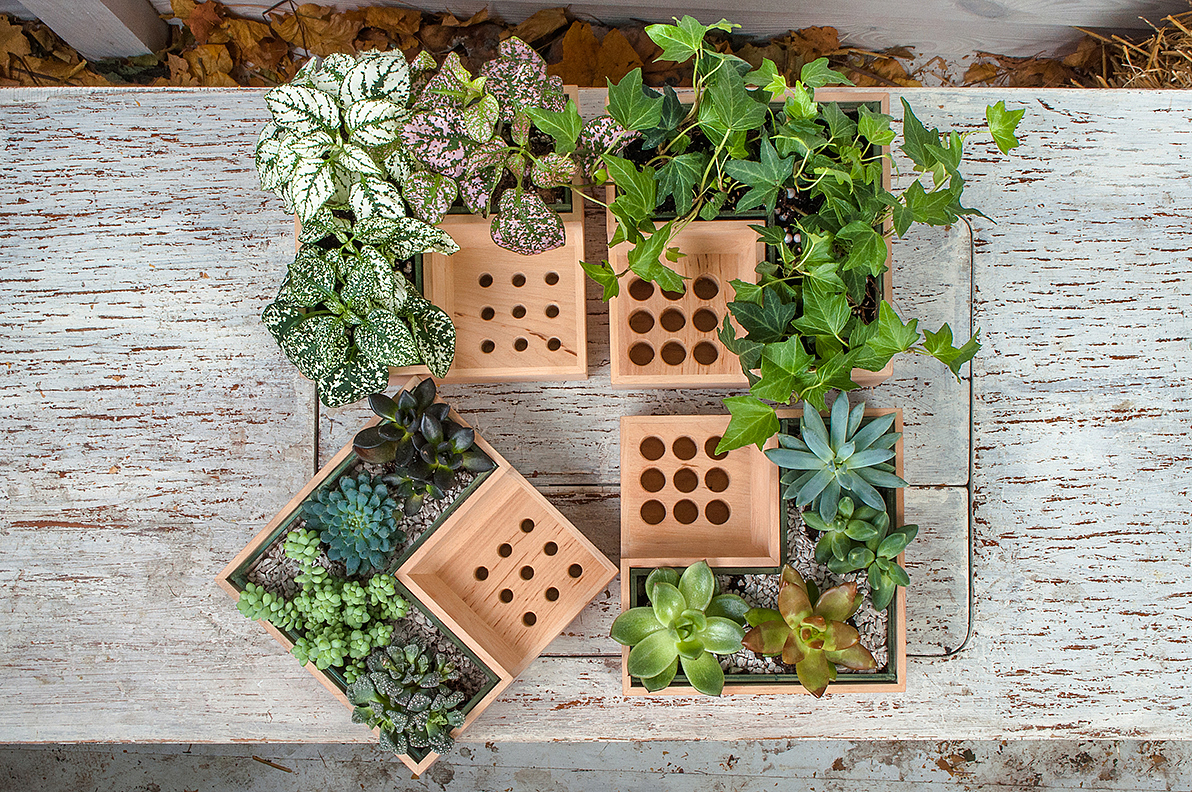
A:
765,395,907,523
609,561,750,696
236,582,301,631
353,378,495,516
804,497,919,611
347,642,466,756
302,472,404,575
742,566,877,697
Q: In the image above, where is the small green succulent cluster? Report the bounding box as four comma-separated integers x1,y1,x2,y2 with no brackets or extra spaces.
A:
347,642,466,756
742,567,877,697
352,378,495,516
303,471,404,575
805,497,919,611
237,528,409,682
610,561,749,696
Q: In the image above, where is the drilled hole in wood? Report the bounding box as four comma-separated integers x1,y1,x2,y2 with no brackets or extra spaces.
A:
514,337,529,352
672,437,697,460
640,468,665,492
547,337,562,351
520,565,535,580
498,543,513,558
479,273,493,288
568,563,583,578
521,518,535,533
693,308,718,332
474,566,489,581
512,273,526,287
629,342,655,366
545,271,560,285
628,279,654,301
628,310,654,334
673,468,698,493
512,304,527,319
499,589,514,603
481,306,495,321
546,304,560,318
661,288,683,301
523,612,537,626
661,341,686,365
693,276,719,300
641,499,666,524
705,467,730,492
545,587,560,601
660,308,686,332
543,541,558,556
480,339,495,354
674,499,699,524
705,436,728,461
693,341,719,365
640,437,665,460
706,499,731,525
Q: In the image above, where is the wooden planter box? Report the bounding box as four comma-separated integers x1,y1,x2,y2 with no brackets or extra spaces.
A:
618,408,906,696
605,89,893,390
217,377,615,772
620,414,782,568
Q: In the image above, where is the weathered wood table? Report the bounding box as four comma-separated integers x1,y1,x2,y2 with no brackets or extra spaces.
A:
1,86,1187,743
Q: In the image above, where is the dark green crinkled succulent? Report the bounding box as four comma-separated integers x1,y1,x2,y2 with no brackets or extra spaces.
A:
347,642,466,757
303,472,404,575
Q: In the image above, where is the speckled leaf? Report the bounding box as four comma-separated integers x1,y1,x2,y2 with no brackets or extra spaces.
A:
410,50,436,73
388,217,460,259
577,115,639,177
399,108,474,179
458,168,500,215
478,36,563,122
403,171,458,224
384,148,413,182
310,53,354,94
255,135,283,191
353,216,401,246
346,99,403,147
286,129,335,160
298,208,351,245
356,245,409,313
490,189,565,255
349,176,406,221
265,84,340,133
332,142,382,177
406,295,456,378
531,152,575,188
416,52,472,109
261,298,305,346
285,154,335,222
287,246,340,305
279,314,349,380
316,349,390,408
461,93,499,143
340,51,411,107
357,309,421,366
464,141,507,178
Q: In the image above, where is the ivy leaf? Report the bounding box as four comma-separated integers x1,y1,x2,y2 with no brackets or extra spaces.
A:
900,98,939,171
773,117,826,156
526,99,583,155
836,220,888,276
656,152,708,216
799,57,854,90
783,86,817,122
986,100,1025,154
745,58,788,95
357,309,421,366
719,313,763,376
857,105,895,147
607,67,664,131
865,301,920,359
903,180,957,226
490,188,566,255
728,289,799,344
717,396,779,452
698,190,729,220
821,101,857,143
729,278,765,305
627,222,684,292
922,325,981,377
604,155,656,223
724,137,792,214
792,280,850,340
751,336,815,403
704,65,767,132
891,199,914,237
402,171,457,225
581,259,620,301
792,350,859,411
638,85,684,150
645,15,715,63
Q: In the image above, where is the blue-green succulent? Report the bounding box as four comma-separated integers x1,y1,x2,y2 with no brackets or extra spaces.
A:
303,471,404,575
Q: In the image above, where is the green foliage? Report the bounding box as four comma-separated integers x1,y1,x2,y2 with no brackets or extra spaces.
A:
351,378,495,516
764,394,907,522
347,642,466,757
741,566,876,697
303,472,404,576
610,561,749,696
803,497,919,612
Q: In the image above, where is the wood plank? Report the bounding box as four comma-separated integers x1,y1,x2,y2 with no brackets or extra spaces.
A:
20,0,168,58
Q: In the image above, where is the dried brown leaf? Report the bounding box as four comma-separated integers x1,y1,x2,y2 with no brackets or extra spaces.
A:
1063,35,1105,71
269,5,362,57
546,21,598,86
169,0,197,22
508,8,567,43
184,43,238,85
0,16,31,59
225,18,286,70
16,55,110,85
595,27,642,85
364,7,420,37
440,9,489,28
355,27,392,53
189,1,228,45
963,61,1000,84
784,26,840,61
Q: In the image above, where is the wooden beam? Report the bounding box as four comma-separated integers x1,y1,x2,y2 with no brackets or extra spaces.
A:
18,0,169,59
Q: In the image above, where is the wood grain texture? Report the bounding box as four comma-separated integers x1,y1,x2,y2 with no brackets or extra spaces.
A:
19,0,169,58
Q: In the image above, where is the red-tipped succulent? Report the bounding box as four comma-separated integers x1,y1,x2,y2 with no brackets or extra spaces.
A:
742,566,876,696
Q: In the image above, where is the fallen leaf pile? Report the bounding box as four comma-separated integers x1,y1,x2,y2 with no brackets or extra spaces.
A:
0,2,1189,90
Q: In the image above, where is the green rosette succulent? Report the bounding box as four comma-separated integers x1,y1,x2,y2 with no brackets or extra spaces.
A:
742,566,877,697
610,561,749,696
765,395,907,522
303,472,404,575
804,496,919,611
347,642,466,756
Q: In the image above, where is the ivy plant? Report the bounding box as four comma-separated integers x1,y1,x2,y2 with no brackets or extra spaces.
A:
255,50,460,407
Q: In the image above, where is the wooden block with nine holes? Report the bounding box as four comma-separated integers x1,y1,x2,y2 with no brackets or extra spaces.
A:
398,465,617,678
620,414,782,569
